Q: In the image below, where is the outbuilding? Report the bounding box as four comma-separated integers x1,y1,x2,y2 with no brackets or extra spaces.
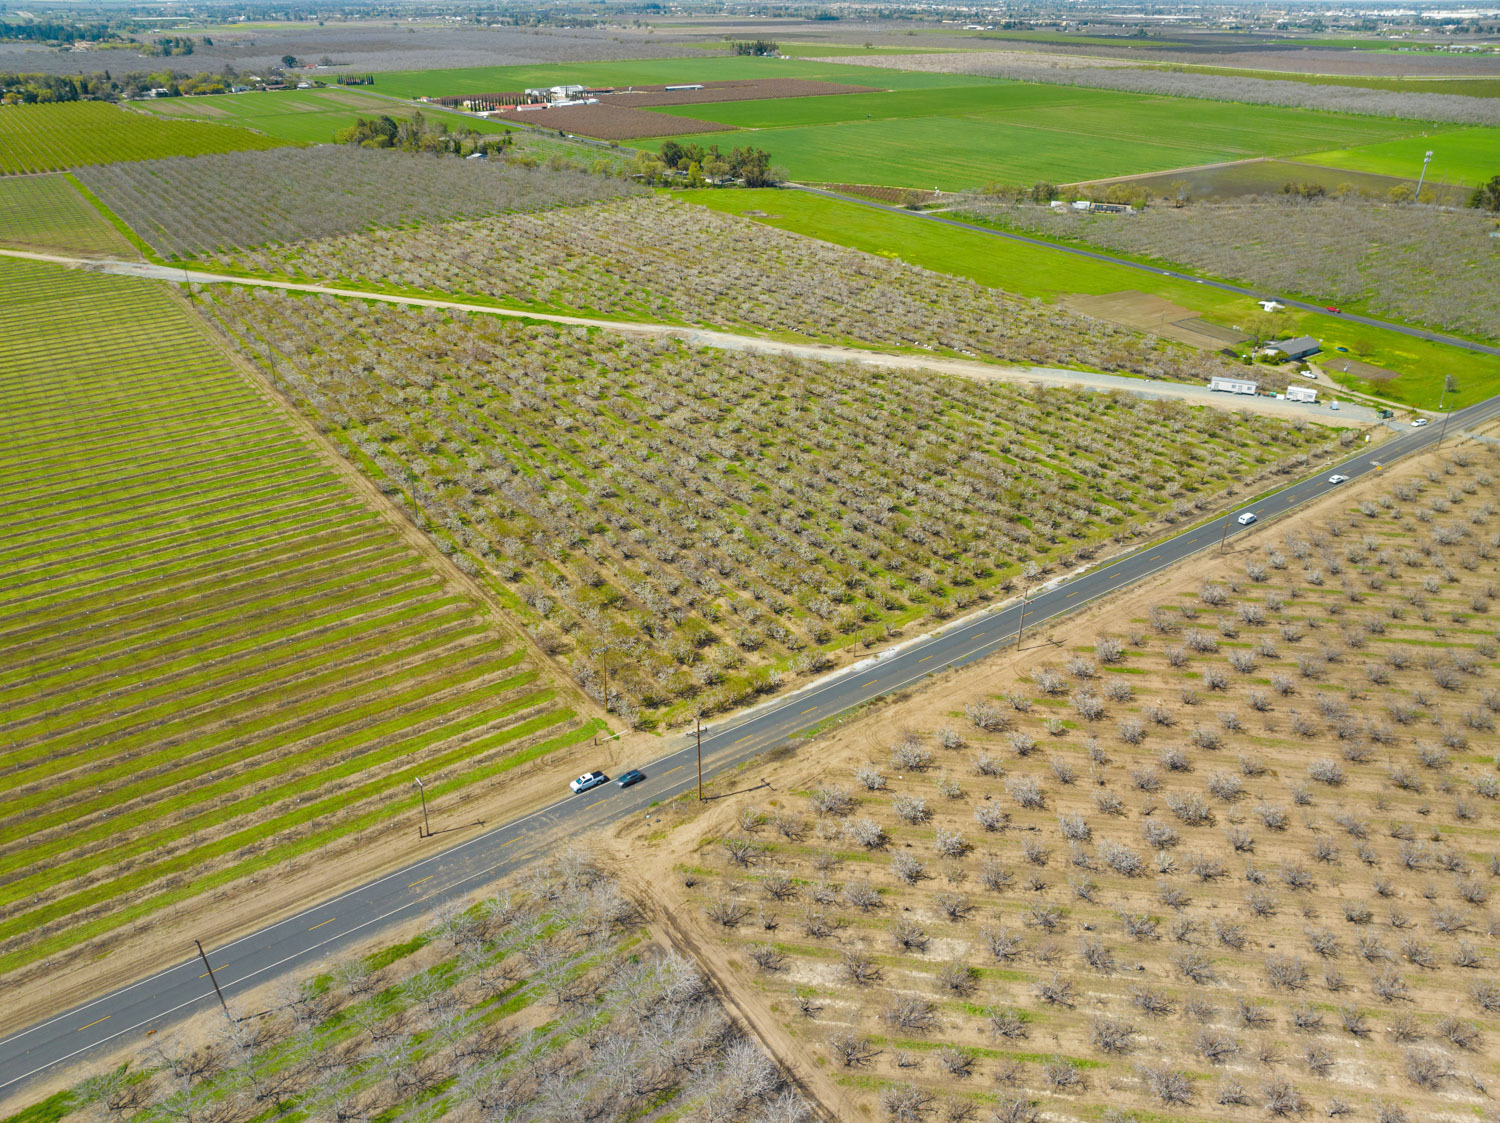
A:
1266,336,1321,361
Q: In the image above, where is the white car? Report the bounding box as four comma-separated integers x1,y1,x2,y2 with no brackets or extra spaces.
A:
1327,474,1348,484
1411,418,1429,427
1237,512,1257,526
570,771,608,794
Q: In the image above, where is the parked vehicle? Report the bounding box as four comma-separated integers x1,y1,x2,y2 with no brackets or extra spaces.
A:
570,771,608,793
1237,512,1257,526
616,769,646,788
1377,409,1394,419
1411,419,1429,427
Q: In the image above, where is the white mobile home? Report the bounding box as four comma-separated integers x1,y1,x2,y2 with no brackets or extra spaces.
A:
1209,377,1258,396
1285,385,1318,403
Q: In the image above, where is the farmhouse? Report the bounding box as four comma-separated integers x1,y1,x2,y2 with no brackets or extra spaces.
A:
523,84,588,103
1266,335,1321,361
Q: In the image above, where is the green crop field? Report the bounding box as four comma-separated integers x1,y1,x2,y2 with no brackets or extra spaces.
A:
0,173,135,256
134,86,516,144
0,257,597,975
1293,126,1500,186
635,83,1420,189
0,100,286,175
366,55,995,100
685,188,1500,406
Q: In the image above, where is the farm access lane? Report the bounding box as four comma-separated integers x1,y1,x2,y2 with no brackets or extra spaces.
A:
0,247,1374,424
792,185,1500,361
2,380,1496,1102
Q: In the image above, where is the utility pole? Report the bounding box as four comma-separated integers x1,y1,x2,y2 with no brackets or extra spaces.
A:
1219,515,1233,553
695,715,704,801
1015,583,1030,650
1416,149,1433,197
412,776,430,839
195,939,232,1022
1436,375,1456,451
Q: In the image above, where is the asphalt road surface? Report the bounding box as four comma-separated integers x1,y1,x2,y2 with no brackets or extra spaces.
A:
793,186,1500,361
4,396,1499,1099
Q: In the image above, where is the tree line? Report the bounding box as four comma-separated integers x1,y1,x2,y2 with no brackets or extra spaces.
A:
334,112,514,157
729,38,780,55
640,141,781,187
1,63,266,103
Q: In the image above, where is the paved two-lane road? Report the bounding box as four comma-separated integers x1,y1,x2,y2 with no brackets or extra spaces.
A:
4,395,1499,1100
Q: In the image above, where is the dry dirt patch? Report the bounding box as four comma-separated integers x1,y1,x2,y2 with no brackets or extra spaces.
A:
1063,289,1250,351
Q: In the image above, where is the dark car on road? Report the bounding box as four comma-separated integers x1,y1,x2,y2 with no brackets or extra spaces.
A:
617,769,646,788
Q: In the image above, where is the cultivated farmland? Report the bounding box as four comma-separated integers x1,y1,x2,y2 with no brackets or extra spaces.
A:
824,51,1500,127
953,196,1500,341
668,438,1500,1121
689,189,1500,407
77,146,644,259
0,173,135,257
362,56,993,102
24,855,810,1123
493,101,733,140
223,195,1242,378
1293,125,1500,188
0,101,287,176
0,257,594,979
632,78,1425,189
132,86,518,145
201,284,1341,722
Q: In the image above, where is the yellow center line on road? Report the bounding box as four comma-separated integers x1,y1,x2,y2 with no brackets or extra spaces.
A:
77,1016,110,1032
918,655,933,663
663,765,683,776
408,875,434,888
1185,537,1198,543
309,917,335,931
862,680,878,687
1066,592,1076,598
198,966,226,979
734,734,752,745
1150,554,1161,560
972,632,985,638
500,838,516,847
801,706,818,714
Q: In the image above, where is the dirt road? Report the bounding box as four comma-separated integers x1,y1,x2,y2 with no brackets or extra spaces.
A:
0,247,1374,423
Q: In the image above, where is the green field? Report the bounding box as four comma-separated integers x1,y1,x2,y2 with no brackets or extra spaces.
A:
635,81,1421,189
684,187,1500,406
0,100,287,175
0,173,135,256
0,256,595,974
134,86,516,144
365,55,996,99
1293,126,1500,186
